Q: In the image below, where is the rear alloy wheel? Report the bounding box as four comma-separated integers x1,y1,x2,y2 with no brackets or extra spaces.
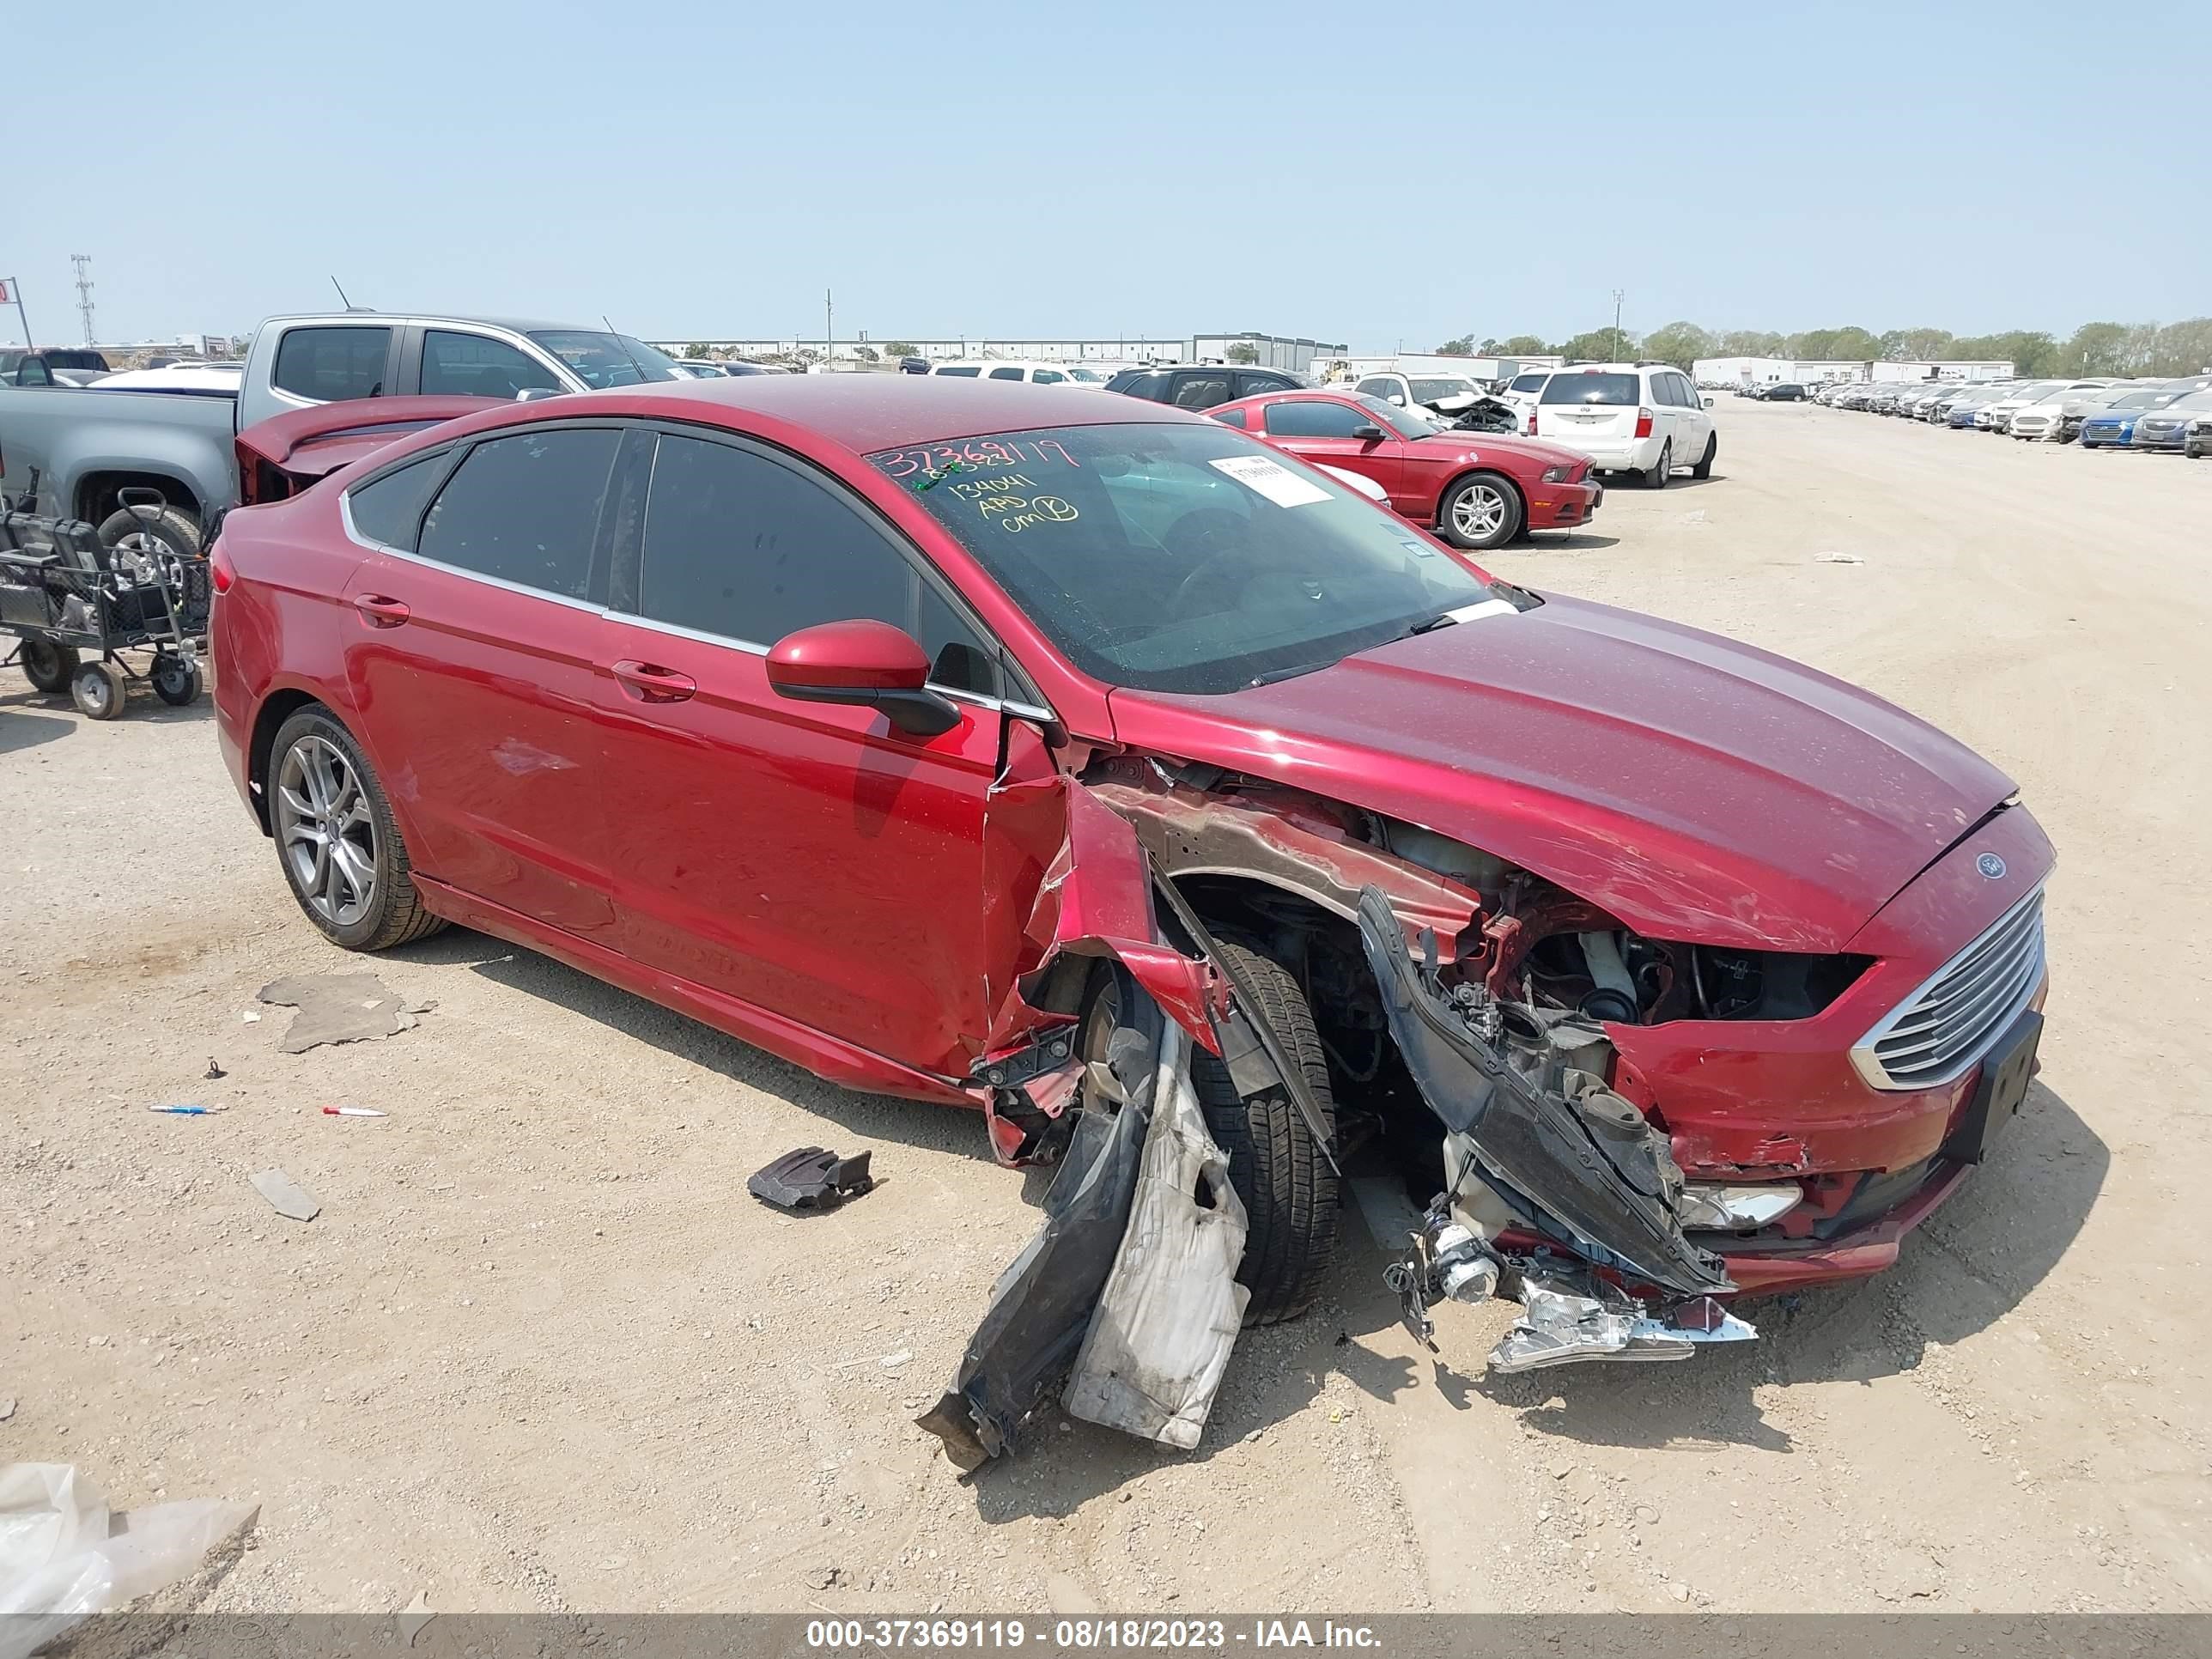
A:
1644,441,1673,489
1692,433,1717,479
18,638,79,693
70,660,127,720
268,708,447,951
1437,472,1522,550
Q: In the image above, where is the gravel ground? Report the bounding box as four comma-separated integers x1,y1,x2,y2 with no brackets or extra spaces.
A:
3,399,2208,1616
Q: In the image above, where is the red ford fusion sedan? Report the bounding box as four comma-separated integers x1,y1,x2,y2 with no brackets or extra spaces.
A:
1207,386,1601,550
211,376,2051,1336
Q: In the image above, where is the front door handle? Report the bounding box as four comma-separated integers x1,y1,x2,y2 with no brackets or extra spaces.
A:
611,659,697,704
351,593,410,628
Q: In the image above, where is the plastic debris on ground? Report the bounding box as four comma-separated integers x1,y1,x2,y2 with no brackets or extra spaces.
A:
1064,1021,1249,1449
0,1462,258,1659
248,1169,320,1222
746,1147,874,1212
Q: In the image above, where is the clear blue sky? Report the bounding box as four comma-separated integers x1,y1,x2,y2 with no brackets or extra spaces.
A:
10,0,2206,350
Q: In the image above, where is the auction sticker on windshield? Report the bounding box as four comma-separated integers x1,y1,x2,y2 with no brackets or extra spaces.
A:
1208,455,1330,508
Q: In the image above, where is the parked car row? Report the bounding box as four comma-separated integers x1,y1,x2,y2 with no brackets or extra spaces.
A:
1814,373,2212,454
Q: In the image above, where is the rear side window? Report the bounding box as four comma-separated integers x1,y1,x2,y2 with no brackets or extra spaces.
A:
933,365,981,378
1510,374,1549,392
638,434,997,691
1263,399,1370,438
421,331,561,398
1542,373,1639,405
1237,373,1297,398
1211,407,1249,428
1170,373,1233,409
345,450,449,550
988,367,1024,381
417,427,620,599
271,327,392,403
1033,369,1065,384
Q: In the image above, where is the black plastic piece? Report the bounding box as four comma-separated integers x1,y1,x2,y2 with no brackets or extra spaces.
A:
1355,886,1731,1299
746,1146,876,1212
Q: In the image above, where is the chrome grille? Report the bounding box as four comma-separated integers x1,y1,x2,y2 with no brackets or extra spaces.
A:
1852,887,2045,1091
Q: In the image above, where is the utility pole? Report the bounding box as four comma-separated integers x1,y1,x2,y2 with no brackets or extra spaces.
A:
71,256,96,347
1611,289,1625,360
824,289,833,368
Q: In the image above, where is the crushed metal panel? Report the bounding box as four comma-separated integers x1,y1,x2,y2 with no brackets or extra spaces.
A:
1354,886,1731,1298
1064,1024,1250,1449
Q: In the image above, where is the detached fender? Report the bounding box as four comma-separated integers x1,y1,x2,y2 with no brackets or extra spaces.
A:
1355,886,1731,1298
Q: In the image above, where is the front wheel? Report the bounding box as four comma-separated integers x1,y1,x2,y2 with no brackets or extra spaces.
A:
1437,472,1522,550
18,638,79,693
1076,944,1340,1324
1644,441,1673,489
267,707,447,951
1692,433,1717,479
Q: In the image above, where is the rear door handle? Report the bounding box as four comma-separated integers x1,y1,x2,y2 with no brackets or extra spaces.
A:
611,659,697,704
351,593,410,628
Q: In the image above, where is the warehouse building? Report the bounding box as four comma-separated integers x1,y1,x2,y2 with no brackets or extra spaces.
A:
1694,356,2014,388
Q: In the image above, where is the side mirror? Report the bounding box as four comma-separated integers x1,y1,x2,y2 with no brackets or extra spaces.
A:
1352,424,1387,441
765,618,961,738
1702,397,1715,408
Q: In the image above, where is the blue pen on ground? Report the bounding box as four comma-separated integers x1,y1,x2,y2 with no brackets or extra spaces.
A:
149,1104,222,1115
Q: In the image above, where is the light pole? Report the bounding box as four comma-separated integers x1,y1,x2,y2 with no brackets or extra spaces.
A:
1612,289,1626,360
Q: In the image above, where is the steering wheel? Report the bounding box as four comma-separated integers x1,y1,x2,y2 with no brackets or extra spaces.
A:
1164,508,1253,613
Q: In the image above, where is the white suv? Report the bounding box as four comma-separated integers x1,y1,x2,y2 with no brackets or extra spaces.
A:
1534,363,1716,486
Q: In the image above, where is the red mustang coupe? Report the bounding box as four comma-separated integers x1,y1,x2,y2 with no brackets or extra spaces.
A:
211,377,2051,1359
1208,386,1601,550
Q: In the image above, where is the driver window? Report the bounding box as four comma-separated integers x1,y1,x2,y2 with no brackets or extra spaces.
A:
1170,373,1233,409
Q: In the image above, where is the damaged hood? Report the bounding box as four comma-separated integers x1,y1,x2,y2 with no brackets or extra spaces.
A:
1109,592,2016,951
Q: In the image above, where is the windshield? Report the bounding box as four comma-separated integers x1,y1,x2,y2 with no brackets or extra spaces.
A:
524,331,682,388
1409,377,1477,404
872,422,1500,695
1542,373,1638,405
2166,390,2212,413
2105,389,2162,410
1066,367,1108,383
1361,392,1443,439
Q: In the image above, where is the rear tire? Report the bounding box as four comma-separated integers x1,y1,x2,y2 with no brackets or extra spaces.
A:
1692,433,1717,479
1191,940,1340,1325
19,638,78,693
267,706,447,951
70,660,126,720
1644,442,1673,489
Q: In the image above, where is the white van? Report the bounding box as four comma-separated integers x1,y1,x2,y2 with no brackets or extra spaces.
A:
927,359,1111,387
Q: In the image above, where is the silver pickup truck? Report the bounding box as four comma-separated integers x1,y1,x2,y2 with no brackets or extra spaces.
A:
0,313,684,556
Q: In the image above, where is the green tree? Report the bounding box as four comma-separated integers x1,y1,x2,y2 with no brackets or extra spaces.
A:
1556,327,1635,362
2148,318,2212,376
1436,336,1474,355
1876,327,1955,362
1639,320,1714,369
1495,335,1551,356
2063,322,2132,375
1787,326,1881,362
1951,331,2062,376
851,344,879,362
685,342,713,358
1717,330,1785,356
882,341,919,358
1225,342,1260,364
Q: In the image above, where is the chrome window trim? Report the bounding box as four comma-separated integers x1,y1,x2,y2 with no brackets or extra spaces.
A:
1849,883,2047,1092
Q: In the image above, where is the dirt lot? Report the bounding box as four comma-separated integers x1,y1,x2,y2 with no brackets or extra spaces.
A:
4,401,2209,1616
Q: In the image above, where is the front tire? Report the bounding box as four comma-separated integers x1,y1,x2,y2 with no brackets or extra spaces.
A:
267,707,447,951
1644,441,1673,489
1691,433,1717,479
18,638,78,693
1191,941,1339,1324
1437,471,1522,550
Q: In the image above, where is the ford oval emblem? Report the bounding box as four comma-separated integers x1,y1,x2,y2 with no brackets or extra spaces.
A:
1976,853,2007,880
